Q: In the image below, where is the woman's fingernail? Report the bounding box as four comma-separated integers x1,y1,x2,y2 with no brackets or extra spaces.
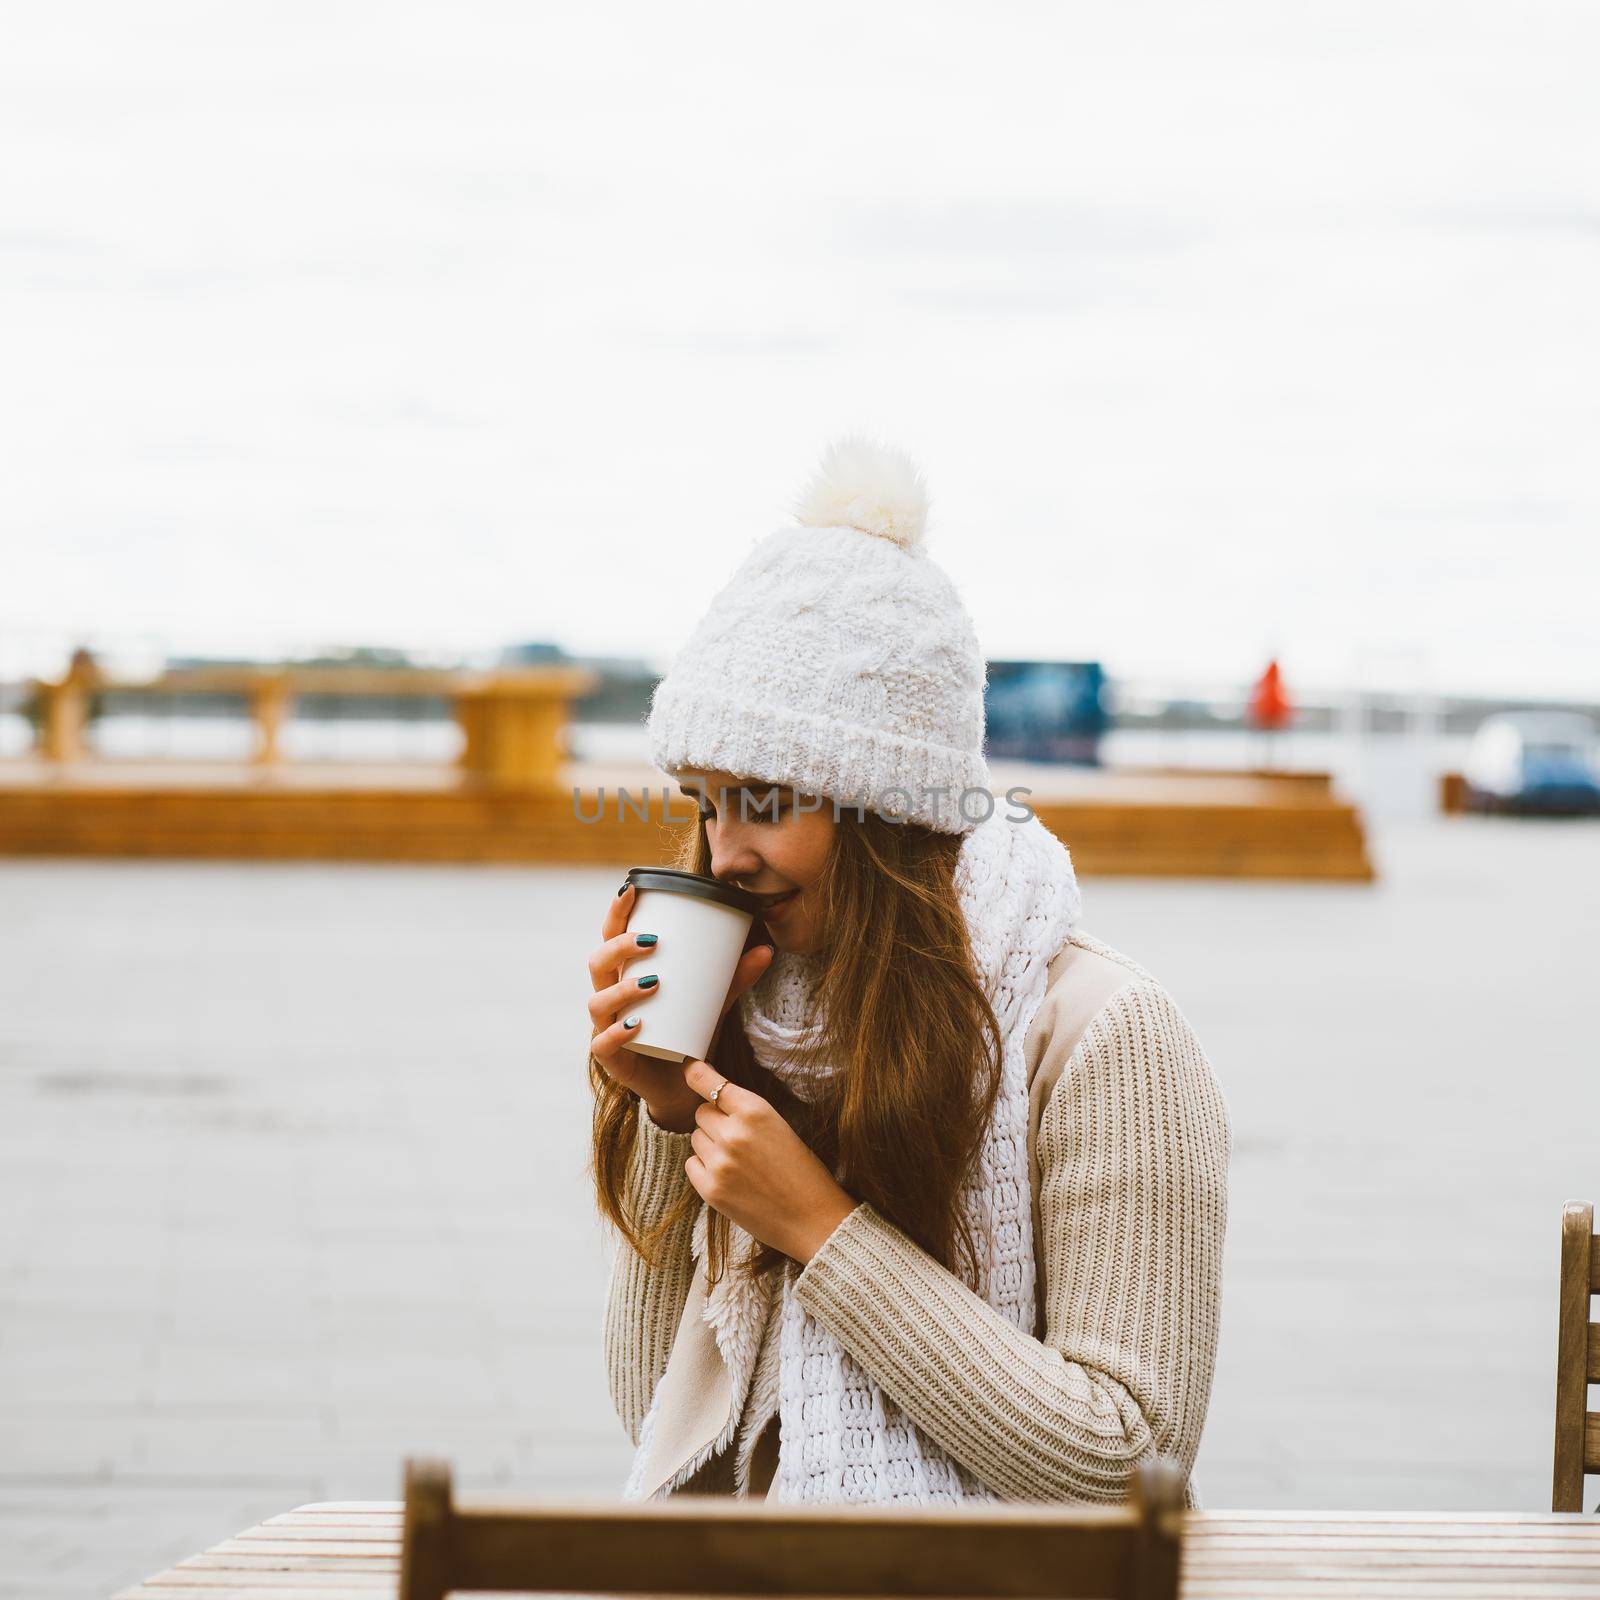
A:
623,1015,640,1028
638,973,659,989
635,933,658,947
617,883,631,897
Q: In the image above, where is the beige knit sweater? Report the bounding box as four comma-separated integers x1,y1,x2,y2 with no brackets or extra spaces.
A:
602,930,1231,1506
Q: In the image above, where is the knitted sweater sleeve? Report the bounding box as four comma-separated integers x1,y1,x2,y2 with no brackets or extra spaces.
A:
792,978,1231,1503
601,1099,698,1447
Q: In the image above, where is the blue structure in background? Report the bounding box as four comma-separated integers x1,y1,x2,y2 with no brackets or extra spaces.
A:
983,660,1109,765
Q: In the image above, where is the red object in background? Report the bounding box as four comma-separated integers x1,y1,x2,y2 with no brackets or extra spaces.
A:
1247,659,1294,730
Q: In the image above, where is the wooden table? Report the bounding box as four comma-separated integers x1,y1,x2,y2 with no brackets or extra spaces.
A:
114,1501,1600,1599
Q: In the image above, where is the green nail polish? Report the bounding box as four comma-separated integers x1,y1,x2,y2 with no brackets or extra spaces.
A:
635,933,657,947
638,973,659,989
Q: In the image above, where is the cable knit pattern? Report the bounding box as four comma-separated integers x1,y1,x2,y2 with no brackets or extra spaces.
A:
601,931,1231,1506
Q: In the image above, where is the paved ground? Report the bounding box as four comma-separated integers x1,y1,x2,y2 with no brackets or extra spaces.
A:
2,816,1597,1595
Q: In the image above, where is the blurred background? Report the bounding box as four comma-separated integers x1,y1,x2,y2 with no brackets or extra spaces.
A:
2,3,1597,1595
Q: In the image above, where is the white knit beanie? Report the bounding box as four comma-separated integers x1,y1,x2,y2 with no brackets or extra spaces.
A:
646,437,993,835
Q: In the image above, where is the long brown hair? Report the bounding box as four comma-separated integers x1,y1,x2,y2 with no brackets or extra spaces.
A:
589,804,1004,1294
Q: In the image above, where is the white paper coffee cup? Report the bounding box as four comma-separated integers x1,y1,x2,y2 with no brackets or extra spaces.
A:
621,868,763,1063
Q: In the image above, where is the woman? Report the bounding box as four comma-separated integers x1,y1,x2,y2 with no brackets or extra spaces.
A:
586,439,1231,1507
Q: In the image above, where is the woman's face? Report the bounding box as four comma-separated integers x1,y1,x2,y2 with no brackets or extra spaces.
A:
674,767,835,955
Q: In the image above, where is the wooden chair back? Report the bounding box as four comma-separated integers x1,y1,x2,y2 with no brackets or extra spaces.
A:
1554,1199,1600,1512
399,1455,1187,1600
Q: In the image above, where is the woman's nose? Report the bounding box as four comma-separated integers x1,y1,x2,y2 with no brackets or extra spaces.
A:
708,834,762,886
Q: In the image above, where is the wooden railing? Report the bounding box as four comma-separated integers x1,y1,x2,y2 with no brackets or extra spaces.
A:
23,660,597,793
8,664,1376,879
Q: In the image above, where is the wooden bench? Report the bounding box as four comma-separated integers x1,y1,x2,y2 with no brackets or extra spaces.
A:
398,1457,1187,1600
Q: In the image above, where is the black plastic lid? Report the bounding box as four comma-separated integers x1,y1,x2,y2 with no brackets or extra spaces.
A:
624,867,763,916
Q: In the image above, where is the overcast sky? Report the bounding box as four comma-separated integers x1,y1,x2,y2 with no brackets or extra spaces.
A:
3,2,1596,698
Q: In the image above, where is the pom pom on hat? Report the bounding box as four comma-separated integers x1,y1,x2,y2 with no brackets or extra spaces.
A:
792,435,930,552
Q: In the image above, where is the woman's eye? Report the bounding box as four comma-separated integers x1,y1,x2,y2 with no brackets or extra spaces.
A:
742,789,785,822
692,790,787,823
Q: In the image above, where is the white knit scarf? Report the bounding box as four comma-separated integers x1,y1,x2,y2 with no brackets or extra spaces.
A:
623,808,1081,1503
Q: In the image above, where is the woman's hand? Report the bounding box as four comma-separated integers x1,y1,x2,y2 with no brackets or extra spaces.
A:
587,883,774,1133
680,1058,859,1265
